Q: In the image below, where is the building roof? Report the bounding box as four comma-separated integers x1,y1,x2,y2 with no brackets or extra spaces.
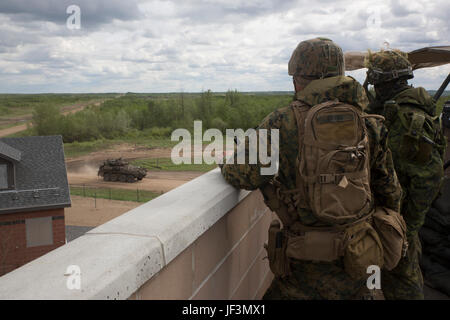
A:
0,141,21,162
0,135,71,214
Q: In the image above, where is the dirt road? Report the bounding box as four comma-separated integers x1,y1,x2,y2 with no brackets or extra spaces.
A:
66,143,209,192
66,169,205,227
68,169,204,193
0,98,115,138
66,144,173,171
64,142,213,228
0,123,29,138
65,147,207,228
65,195,141,227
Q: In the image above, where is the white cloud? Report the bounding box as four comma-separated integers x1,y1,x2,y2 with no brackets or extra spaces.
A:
0,0,448,93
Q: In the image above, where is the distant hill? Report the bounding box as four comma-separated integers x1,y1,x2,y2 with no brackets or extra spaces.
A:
427,90,450,97
126,90,448,96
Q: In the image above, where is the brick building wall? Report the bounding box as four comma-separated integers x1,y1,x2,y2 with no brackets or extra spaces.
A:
0,208,65,276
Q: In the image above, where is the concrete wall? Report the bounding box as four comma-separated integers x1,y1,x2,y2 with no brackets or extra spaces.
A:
0,169,274,299
130,190,274,300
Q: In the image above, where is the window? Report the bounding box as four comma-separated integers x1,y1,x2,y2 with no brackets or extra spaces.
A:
0,163,7,189
0,159,13,190
26,217,53,247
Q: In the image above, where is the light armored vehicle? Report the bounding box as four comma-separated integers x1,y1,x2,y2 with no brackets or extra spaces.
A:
98,158,147,182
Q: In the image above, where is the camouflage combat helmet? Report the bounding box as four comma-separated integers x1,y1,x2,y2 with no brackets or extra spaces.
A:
365,50,414,85
288,37,344,79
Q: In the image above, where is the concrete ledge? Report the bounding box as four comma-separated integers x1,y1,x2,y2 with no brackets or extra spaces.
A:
0,168,251,299
130,189,274,300
89,169,250,264
0,234,163,299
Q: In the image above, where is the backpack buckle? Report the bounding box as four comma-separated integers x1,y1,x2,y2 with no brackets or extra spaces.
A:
319,174,330,184
319,174,341,184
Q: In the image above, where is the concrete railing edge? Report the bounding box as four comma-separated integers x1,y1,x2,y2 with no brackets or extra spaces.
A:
0,168,251,299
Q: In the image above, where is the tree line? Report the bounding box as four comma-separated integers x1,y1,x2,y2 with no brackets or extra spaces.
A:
31,90,293,143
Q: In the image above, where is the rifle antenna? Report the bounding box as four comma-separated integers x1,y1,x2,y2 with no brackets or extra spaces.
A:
434,73,450,101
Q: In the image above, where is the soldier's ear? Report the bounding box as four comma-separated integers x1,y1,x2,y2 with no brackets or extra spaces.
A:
293,77,303,93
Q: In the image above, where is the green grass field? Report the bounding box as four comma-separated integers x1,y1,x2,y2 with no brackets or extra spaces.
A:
436,95,449,115
63,140,117,158
62,137,179,158
132,157,217,172
70,185,161,203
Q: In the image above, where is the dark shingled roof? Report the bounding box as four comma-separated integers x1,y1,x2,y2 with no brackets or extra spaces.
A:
0,141,21,162
0,135,71,214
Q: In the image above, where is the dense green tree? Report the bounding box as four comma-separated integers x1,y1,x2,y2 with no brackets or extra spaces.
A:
32,104,62,136
29,91,293,142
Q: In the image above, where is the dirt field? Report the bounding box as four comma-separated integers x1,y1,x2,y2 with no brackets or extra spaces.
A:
0,123,29,138
66,143,206,193
65,143,208,227
68,167,203,193
66,144,173,171
66,168,203,227
65,195,141,227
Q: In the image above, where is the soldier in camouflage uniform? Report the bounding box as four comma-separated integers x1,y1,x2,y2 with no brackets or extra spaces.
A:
443,101,450,177
365,50,446,300
220,38,402,299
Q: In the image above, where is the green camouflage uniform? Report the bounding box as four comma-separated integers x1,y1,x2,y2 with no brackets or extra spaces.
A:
366,51,446,300
443,101,450,177
221,75,402,300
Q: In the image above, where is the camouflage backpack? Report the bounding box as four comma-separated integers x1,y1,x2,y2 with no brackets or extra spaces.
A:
292,99,373,225
289,97,407,277
264,95,407,279
285,98,386,279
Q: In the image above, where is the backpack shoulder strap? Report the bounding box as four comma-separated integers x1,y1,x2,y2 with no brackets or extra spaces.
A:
362,114,385,122
259,100,310,228
290,100,310,144
290,100,311,210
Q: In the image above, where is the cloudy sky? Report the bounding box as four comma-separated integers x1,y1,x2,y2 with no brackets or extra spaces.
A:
0,0,449,93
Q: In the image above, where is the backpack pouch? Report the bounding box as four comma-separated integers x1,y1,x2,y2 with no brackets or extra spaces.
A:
372,207,408,270
343,220,384,280
286,229,345,262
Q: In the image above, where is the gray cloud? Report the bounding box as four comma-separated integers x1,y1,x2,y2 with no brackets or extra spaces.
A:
0,0,142,28
173,0,302,25
390,1,420,17
0,0,448,93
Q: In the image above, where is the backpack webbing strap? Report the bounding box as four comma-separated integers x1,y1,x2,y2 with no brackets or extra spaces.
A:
288,210,374,234
291,100,311,210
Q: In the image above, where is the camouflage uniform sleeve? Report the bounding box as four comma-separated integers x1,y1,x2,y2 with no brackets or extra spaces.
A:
220,109,282,190
366,118,403,212
367,100,383,115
